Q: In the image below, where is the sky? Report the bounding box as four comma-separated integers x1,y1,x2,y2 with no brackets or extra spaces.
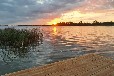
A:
0,0,114,25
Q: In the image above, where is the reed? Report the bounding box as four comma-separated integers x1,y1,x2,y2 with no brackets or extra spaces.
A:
0,28,43,50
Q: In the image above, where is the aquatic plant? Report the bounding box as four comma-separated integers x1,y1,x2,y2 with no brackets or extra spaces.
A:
0,28,43,48
0,28,43,60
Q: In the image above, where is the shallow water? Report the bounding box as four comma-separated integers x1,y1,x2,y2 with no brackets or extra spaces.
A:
0,26,114,75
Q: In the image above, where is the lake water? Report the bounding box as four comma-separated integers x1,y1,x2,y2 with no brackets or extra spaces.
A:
0,26,114,75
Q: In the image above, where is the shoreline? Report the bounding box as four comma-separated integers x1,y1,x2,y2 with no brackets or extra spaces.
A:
4,54,114,76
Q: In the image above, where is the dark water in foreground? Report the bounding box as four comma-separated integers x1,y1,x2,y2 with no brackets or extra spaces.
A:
0,26,114,75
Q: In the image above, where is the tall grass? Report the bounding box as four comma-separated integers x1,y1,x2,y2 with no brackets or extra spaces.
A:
0,28,43,48
0,28,43,59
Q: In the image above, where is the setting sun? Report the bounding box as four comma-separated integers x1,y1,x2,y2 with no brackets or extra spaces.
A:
47,18,60,25
53,22,57,25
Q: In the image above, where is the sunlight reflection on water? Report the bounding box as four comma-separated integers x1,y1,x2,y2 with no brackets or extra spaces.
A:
43,26,114,59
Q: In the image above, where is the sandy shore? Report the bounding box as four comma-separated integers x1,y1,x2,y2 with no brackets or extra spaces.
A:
4,54,114,76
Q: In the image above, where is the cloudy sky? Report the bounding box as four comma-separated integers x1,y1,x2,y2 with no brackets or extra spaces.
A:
0,0,114,25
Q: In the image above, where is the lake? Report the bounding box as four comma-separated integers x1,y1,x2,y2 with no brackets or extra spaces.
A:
0,26,114,75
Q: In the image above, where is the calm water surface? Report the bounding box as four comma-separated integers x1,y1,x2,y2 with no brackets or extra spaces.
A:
0,26,114,75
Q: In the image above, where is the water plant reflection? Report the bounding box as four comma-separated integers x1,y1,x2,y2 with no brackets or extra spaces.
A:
0,28,43,63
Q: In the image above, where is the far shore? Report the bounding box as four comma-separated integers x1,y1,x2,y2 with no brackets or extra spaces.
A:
0,21,114,26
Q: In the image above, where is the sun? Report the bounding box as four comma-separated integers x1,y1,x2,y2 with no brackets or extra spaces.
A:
53,22,57,25
47,18,60,25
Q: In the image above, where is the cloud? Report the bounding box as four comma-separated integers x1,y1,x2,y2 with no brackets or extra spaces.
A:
78,0,114,12
0,0,85,24
0,0,114,24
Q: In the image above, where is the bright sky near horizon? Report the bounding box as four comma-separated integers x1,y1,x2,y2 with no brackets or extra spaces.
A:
0,0,114,25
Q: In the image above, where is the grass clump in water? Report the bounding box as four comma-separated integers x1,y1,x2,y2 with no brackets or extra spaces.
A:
0,28,43,50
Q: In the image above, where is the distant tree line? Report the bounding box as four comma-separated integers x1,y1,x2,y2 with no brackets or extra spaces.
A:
55,20,114,26
0,20,114,26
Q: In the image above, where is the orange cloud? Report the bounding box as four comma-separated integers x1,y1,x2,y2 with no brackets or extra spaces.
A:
48,10,114,24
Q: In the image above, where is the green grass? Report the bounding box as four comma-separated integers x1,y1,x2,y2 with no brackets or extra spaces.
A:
0,28,43,49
